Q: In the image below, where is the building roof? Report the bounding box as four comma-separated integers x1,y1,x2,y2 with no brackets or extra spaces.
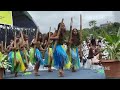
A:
12,11,37,29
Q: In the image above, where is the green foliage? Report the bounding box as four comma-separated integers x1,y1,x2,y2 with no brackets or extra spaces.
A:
0,55,12,69
102,28,120,60
62,21,120,45
81,28,89,41
59,21,120,61
89,20,97,27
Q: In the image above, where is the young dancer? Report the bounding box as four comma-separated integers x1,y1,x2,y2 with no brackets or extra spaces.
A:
19,32,29,71
8,35,26,77
50,21,69,77
69,28,81,72
29,32,45,76
44,32,54,72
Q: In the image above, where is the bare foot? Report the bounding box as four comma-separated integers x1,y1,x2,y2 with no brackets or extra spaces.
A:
34,70,40,76
58,70,64,77
15,72,18,77
71,67,76,72
48,69,53,72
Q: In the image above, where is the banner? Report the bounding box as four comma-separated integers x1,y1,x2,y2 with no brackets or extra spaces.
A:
0,11,13,26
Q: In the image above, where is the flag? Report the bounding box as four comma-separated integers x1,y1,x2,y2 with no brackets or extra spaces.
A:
0,11,13,26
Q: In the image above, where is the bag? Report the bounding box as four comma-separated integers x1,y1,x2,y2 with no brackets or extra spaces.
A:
84,59,92,69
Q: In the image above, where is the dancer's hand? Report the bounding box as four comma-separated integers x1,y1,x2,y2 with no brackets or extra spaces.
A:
68,40,72,44
12,47,16,50
50,36,59,40
1,50,5,54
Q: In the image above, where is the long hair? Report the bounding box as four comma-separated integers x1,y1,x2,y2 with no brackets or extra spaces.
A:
37,32,43,42
71,28,80,46
57,23,66,37
88,46,94,59
57,23,66,44
91,38,96,46
44,32,53,42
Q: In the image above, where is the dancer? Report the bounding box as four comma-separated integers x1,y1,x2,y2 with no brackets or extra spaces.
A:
50,20,69,77
44,31,54,72
68,28,81,72
29,32,45,76
8,35,26,77
19,32,29,71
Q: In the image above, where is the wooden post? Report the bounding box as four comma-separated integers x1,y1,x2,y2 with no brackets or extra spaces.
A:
4,25,7,50
14,27,16,66
1,41,3,53
45,27,51,50
33,28,39,57
20,29,29,65
67,17,73,55
69,17,73,49
80,14,83,62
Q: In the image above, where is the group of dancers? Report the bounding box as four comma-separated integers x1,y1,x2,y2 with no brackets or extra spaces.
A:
0,18,104,78
0,20,82,77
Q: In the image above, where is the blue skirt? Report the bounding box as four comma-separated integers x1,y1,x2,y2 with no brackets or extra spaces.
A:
8,51,13,64
70,47,80,69
35,48,44,65
44,48,54,66
53,45,68,69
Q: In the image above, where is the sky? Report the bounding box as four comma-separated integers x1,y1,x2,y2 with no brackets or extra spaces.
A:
28,11,118,33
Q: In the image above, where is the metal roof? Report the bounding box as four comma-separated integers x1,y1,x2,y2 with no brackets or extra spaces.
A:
12,11,37,29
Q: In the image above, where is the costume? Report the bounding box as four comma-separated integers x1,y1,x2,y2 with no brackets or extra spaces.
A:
70,47,80,69
29,47,44,65
69,29,81,71
20,49,29,64
8,50,26,73
44,47,54,66
53,36,69,69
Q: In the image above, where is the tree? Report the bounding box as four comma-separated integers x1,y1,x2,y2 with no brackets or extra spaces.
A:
82,29,90,41
89,20,97,28
113,22,120,29
89,20,97,32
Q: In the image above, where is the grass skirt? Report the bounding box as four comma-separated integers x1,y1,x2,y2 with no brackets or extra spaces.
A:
53,45,68,69
44,48,54,66
29,47,44,65
70,48,80,69
8,51,26,72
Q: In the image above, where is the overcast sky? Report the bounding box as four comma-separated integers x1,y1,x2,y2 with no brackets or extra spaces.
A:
28,11,119,33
